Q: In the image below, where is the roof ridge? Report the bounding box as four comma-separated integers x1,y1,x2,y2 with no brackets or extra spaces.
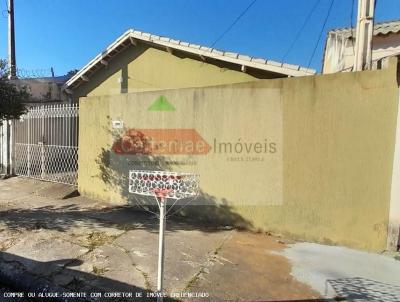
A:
64,28,316,90
128,28,297,69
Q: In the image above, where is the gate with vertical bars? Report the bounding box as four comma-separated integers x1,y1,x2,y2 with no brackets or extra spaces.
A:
13,104,79,185
0,123,5,175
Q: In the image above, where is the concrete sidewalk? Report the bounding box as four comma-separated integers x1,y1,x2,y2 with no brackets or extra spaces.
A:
0,177,399,301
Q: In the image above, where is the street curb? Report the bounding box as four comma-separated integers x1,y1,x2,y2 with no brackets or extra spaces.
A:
0,261,88,302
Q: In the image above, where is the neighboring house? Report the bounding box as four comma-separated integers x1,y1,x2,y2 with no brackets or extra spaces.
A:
323,20,400,74
10,75,70,105
63,29,315,100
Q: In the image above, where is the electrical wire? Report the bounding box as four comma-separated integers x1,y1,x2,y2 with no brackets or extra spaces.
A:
209,0,257,48
282,0,321,62
307,0,336,70
1,0,8,18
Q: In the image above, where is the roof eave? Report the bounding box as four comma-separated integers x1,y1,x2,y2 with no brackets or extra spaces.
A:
63,30,316,91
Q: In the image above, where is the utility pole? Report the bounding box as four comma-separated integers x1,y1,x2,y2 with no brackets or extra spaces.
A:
7,0,17,79
354,0,375,71
5,0,16,176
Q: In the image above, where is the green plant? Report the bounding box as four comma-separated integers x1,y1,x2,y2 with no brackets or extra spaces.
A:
0,59,29,122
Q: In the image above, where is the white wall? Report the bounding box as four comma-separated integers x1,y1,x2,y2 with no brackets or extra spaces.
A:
323,32,400,73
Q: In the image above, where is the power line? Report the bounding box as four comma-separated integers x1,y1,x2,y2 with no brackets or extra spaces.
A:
307,0,336,69
209,0,257,48
1,0,8,18
282,0,321,62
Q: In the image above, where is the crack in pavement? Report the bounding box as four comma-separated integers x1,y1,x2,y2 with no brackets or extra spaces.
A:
112,238,154,290
183,231,234,291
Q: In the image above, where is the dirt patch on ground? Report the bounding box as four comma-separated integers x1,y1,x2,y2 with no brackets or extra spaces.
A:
86,231,118,250
188,231,320,301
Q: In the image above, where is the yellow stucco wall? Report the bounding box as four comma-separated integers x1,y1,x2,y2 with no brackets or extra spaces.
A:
78,53,400,251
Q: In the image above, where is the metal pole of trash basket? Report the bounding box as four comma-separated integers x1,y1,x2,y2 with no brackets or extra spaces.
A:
129,170,199,302
156,193,167,297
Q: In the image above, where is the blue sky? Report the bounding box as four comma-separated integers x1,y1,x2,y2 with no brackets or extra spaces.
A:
0,0,399,76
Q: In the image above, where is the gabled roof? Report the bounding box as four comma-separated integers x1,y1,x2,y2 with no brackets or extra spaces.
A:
64,29,316,91
329,19,400,38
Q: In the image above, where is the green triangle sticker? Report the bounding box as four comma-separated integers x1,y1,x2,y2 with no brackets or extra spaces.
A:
148,95,175,111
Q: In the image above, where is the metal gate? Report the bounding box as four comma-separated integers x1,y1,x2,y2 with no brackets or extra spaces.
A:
13,104,79,185
0,123,6,175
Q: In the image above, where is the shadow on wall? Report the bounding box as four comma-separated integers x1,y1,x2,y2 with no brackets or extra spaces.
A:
73,45,147,98
327,277,400,302
0,251,179,302
95,126,253,230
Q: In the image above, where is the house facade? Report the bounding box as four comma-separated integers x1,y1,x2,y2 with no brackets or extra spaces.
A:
63,29,315,101
323,20,400,73
10,75,70,105
57,29,400,252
